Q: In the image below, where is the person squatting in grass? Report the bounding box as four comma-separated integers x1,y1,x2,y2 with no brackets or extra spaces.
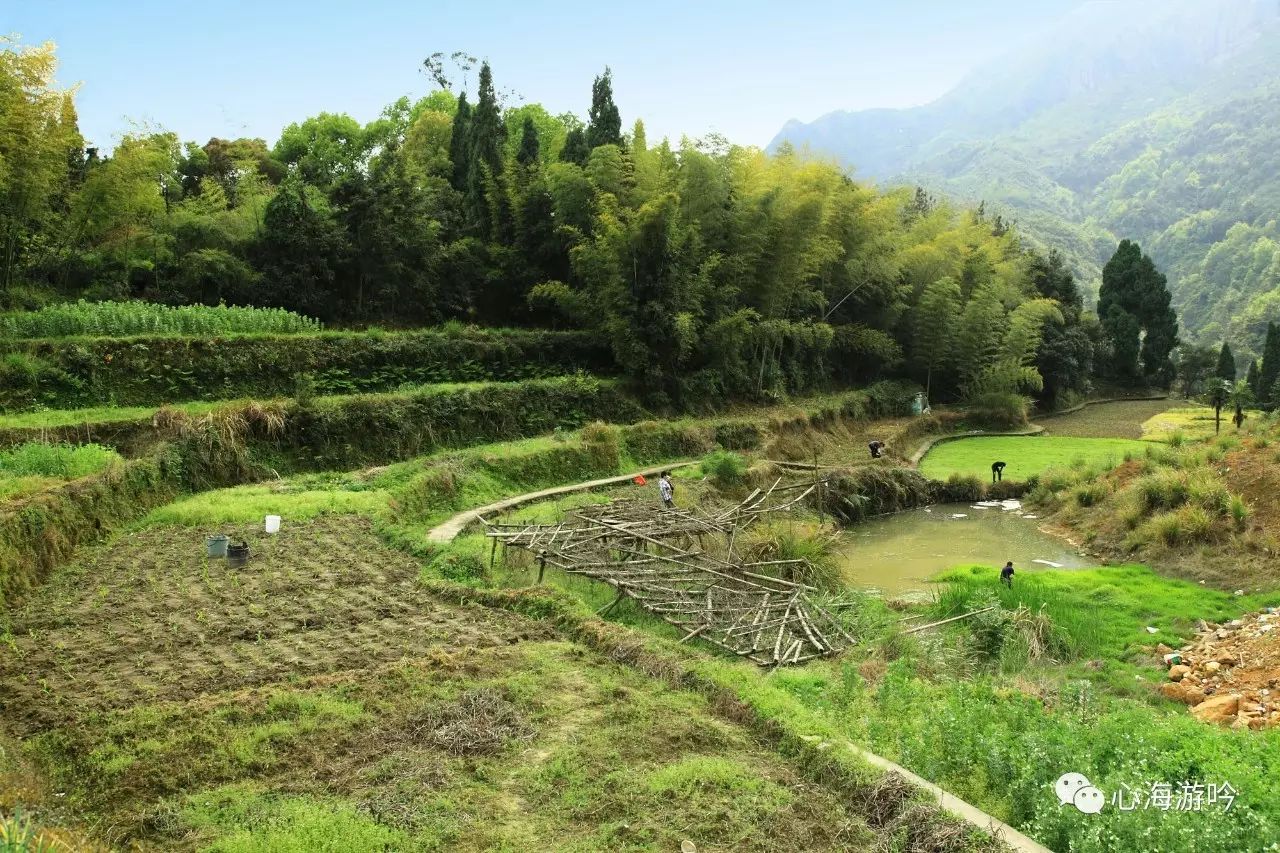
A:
659,471,675,509
991,460,1006,482
868,440,885,459
1001,560,1015,588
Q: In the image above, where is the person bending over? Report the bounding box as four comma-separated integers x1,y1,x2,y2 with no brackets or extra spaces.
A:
991,461,1006,482
1000,561,1015,588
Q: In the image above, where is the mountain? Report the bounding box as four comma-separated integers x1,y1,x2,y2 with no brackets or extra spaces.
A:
770,0,1280,359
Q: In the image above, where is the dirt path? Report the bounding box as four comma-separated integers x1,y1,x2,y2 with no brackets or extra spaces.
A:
426,461,695,543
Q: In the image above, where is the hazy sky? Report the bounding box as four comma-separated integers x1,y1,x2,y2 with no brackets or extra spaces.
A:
9,0,1083,151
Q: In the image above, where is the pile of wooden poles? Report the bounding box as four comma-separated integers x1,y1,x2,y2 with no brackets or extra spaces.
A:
483,479,856,667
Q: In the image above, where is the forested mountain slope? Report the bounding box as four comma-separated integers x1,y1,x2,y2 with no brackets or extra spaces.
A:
771,0,1280,358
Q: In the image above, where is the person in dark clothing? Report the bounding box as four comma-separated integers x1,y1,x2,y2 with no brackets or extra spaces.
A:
991,461,1006,482
1000,561,1015,588
868,440,885,459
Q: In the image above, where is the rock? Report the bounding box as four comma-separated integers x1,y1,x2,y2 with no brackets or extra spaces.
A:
1229,619,1243,627
1168,665,1191,681
1146,626,1159,634
1195,619,1210,631
1215,629,1230,640
1234,589,1244,596
1156,643,1174,655
1216,654,1238,667
1230,715,1251,730
681,842,697,853
1249,717,1270,730
1161,682,1206,706
1191,693,1240,724
1204,661,1222,673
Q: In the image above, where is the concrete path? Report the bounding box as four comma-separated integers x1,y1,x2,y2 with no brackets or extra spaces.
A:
908,425,1045,468
426,461,696,543
826,738,1053,852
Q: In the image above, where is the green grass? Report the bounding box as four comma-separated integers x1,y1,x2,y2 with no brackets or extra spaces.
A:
0,400,231,430
919,435,1147,481
0,300,320,338
181,786,406,853
139,478,387,527
933,563,1280,665
0,441,120,479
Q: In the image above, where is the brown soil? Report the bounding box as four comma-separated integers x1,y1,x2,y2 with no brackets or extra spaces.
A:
1160,609,1280,730
1038,398,1175,439
0,516,554,735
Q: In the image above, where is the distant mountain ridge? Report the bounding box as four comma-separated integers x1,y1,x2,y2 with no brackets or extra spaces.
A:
770,0,1280,358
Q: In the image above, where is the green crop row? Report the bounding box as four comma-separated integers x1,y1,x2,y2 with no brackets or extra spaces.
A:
0,300,321,338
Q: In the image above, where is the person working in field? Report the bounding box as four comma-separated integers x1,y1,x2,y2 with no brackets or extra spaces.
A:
658,471,675,509
991,460,1006,482
868,440,885,459
1000,561,1015,588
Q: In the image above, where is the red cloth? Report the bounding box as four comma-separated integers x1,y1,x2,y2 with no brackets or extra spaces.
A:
633,475,647,486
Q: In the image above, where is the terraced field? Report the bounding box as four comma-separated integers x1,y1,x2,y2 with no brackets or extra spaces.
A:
0,514,877,850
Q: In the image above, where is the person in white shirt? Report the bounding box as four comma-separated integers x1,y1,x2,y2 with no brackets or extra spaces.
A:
658,471,675,509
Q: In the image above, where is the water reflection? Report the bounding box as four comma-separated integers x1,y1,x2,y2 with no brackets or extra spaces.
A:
835,503,1090,595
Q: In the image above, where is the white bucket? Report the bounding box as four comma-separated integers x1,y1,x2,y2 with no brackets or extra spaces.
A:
265,514,281,534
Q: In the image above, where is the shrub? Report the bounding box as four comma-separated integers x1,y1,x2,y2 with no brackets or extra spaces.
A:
1074,482,1108,507
1229,495,1250,530
0,327,614,410
939,472,984,503
741,521,843,591
965,392,1029,429
701,450,747,489
1132,470,1189,512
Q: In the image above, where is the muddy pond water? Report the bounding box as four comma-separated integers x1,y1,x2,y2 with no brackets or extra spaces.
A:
834,502,1091,596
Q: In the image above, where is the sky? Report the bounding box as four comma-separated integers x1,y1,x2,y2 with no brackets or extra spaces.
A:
7,0,1084,152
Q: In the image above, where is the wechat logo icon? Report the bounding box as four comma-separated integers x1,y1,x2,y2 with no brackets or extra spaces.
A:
1055,772,1105,814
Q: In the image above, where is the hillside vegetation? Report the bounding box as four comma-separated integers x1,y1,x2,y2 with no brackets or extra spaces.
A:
772,0,1280,359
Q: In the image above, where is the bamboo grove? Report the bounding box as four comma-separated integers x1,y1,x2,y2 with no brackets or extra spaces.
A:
2,38,1111,409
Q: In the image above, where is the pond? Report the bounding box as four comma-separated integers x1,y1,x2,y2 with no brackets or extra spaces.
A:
834,502,1091,596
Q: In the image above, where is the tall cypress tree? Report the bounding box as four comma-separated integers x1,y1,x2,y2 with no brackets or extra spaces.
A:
1098,239,1178,384
559,127,589,165
516,116,540,168
586,67,622,149
447,92,471,192
1246,359,1261,398
1215,342,1236,381
1260,322,1280,408
465,62,507,236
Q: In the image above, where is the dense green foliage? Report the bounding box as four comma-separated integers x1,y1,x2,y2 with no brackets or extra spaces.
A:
1097,240,1179,384
0,301,319,338
0,39,1096,407
0,326,611,410
772,4,1280,360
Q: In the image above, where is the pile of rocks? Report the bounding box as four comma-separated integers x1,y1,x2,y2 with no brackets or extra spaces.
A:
1158,608,1280,730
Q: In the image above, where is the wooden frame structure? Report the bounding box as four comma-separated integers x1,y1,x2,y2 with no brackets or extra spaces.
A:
483,480,855,666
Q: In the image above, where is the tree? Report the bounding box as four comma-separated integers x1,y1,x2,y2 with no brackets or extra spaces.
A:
464,62,507,237
1207,381,1228,434
913,277,961,399
560,127,589,166
586,67,622,150
0,38,83,293
272,112,367,188
448,92,471,192
1260,322,1280,409
516,116,540,168
1176,344,1218,397
1215,342,1236,382
1098,239,1179,385
1246,359,1261,399
253,180,349,319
